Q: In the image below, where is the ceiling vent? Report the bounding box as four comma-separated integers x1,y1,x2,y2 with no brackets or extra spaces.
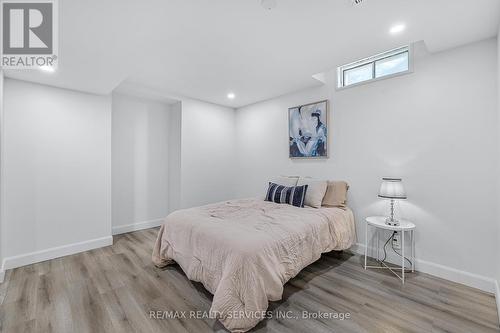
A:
261,0,277,10
352,0,364,5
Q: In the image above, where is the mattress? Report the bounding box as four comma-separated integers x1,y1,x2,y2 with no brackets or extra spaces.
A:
152,198,356,332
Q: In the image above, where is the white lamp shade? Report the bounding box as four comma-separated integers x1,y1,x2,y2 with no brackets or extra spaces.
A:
378,178,407,199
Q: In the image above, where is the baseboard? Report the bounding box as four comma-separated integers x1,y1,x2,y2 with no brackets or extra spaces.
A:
351,243,497,293
112,218,164,235
1,236,113,272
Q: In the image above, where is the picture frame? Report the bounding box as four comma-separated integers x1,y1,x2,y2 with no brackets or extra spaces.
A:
288,100,329,159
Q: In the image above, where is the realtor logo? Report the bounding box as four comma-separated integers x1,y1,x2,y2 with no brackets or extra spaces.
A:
1,0,58,69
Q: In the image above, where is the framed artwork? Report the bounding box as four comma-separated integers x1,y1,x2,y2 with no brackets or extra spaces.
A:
288,100,328,158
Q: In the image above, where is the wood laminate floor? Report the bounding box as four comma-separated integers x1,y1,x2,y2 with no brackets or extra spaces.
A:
0,227,498,333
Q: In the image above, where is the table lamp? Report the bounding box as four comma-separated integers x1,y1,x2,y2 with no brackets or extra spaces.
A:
378,178,407,226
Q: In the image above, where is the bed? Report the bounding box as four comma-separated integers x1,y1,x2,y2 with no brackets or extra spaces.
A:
152,198,356,332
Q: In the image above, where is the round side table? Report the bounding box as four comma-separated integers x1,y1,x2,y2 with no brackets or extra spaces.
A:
364,216,416,283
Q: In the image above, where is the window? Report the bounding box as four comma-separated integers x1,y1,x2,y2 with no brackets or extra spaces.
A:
338,46,410,88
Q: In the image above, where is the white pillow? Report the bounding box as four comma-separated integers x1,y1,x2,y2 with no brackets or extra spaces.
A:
297,177,327,208
270,175,299,187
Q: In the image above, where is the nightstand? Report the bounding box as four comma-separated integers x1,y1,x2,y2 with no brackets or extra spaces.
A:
364,216,415,283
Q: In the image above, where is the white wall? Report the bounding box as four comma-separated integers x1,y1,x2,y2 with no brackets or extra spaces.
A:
168,102,182,212
236,38,499,291
0,71,3,281
496,30,500,314
1,79,112,268
180,99,236,208
111,93,171,233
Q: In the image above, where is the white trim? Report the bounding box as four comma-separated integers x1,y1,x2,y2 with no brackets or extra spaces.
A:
112,218,163,235
0,270,4,283
1,236,113,271
352,243,497,293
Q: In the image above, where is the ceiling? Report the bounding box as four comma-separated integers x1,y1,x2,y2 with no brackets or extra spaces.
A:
4,0,500,108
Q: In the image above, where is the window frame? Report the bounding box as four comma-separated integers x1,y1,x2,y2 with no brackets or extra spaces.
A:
337,45,413,90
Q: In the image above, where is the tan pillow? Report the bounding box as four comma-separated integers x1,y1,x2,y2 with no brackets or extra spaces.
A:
322,181,349,207
297,177,327,208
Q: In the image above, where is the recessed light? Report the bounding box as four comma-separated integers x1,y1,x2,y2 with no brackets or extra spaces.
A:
227,92,235,100
39,65,55,73
389,24,406,35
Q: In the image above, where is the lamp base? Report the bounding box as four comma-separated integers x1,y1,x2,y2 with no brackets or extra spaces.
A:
385,217,400,226
385,199,400,226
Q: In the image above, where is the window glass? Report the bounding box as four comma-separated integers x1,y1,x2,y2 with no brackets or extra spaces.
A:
343,63,373,86
375,51,409,78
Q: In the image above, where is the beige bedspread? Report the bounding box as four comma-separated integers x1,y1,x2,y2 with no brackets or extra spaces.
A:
152,198,356,332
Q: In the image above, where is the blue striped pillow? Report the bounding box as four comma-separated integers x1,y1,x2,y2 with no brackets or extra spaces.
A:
265,182,309,208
